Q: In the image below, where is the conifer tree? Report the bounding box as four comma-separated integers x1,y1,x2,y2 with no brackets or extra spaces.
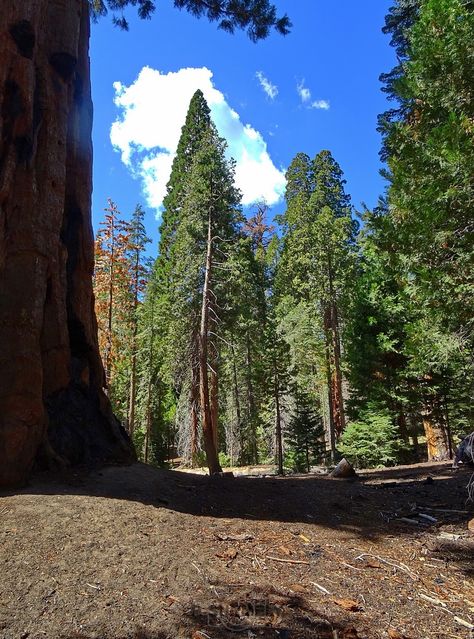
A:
277,150,356,458
127,205,151,436
287,391,325,472
148,90,213,465
169,124,242,473
377,0,474,459
94,199,133,404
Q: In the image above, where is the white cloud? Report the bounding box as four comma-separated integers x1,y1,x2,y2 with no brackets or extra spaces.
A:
110,66,286,213
256,71,278,100
296,79,330,111
296,79,311,103
311,99,330,110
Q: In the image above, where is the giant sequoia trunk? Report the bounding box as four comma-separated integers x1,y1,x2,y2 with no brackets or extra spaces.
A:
0,1,134,487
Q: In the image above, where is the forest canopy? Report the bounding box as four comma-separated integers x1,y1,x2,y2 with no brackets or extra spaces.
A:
89,0,291,38
95,0,473,474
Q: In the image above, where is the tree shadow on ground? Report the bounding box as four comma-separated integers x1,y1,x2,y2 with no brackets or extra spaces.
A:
2,460,473,547
185,582,360,638
62,583,363,639
64,632,169,639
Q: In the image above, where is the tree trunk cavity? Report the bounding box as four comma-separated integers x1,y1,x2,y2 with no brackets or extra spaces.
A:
0,1,134,487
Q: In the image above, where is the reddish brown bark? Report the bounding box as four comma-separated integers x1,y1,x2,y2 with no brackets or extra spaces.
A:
198,209,222,474
329,301,346,437
210,361,219,451
0,1,134,487
323,301,345,442
422,401,450,461
190,359,199,465
273,362,284,476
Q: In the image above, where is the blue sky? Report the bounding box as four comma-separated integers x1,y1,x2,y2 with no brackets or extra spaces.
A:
90,1,396,246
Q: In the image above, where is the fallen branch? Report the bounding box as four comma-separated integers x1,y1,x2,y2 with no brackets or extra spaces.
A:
341,561,364,572
310,581,331,595
454,616,474,630
425,508,470,514
266,555,310,565
355,553,419,581
398,517,421,526
418,513,438,523
418,593,474,630
419,593,447,607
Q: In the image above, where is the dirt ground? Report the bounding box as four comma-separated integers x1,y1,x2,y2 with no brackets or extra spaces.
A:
0,461,473,639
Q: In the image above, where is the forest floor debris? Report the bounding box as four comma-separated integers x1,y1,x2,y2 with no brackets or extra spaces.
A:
0,460,473,639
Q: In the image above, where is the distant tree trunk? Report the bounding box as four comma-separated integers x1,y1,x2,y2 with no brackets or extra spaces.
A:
246,335,259,464
329,301,346,437
210,352,219,452
190,356,200,465
422,381,450,461
128,347,137,436
144,297,155,464
144,376,152,464
397,410,409,443
128,251,140,436
422,411,450,461
327,252,345,438
198,209,222,474
105,218,115,387
231,343,242,460
273,363,284,476
323,325,336,462
0,1,134,487
443,390,453,459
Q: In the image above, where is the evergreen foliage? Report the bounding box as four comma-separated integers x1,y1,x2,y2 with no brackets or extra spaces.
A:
370,0,474,459
339,407,409,469
92,1,473,473
286,391,325,472
89,0,291,39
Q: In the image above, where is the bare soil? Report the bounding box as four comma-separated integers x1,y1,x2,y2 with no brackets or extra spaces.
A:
0,461,473,639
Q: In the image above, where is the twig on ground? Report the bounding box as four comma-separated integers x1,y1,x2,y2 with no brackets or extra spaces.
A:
310,581,332,595
419,593,447,607
266,555,310,565
418,513,438,523
355,553,419,581
425,507,470,514
454,616,474,630
398,517,421,525
418,592,474,630
341,561,364,572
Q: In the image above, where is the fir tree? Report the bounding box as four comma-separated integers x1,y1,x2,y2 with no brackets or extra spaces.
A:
376,0,474,459
170,124,242,473
94,199,134,417
287,391,325,472
277,150,357,458
148,90,214,465
127,205,151,436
